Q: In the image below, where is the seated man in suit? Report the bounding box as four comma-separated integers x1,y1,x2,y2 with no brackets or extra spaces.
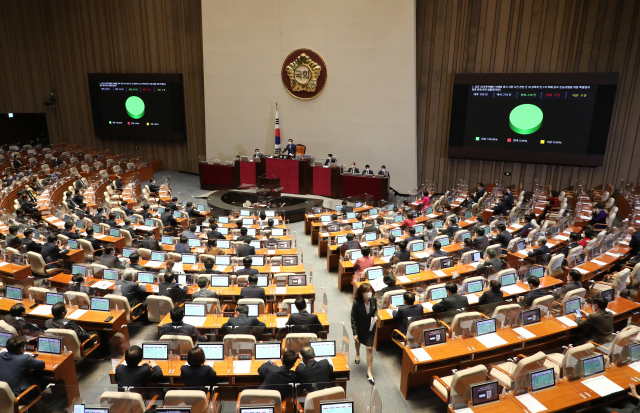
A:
253,148,263,158
470,182,485,203
100,244,124,269
121,218,136,236
324,154,336,165
561,232,581,257
105,213,118,228
518,276,551,307
142,230,161,251
492,223,512,249
438,216,460,239
502,188,514,210
126,252,145,270
432,282,469,312
554,269,582,300
456,238,474,260
404,227,422,243
84,227,103,254
120,201,135,216
258,349,298,399
175,236,191,254
392,240,411,264
339,233,361,257
426,241,448,267
114,176,124,191
206,222,226,240
7,303,42,337
478,280,504,305
4,225,20,248
45,302,98,349
477,248,502,273
93,207,106,223
161,209,178,229
362,164,374,175
0,336,46,403
377,165,389,177
159,306,207,342
140,204,152,220
471,227,489,254
240,273,266,300
236,236,256,257
221,303,266,332
286,297,322,333
341,200,353,214
114,345,163,392
116,269,147,309
576,296,614,344
41,234,70,263
159,271,189,303
296,346,333,394
236,227,257,241
20,229,41,253
527,237,550,259
62,221,81,240
237,256,260,276
389,292,424,340
282,139,297,156
520,216,534,237
148,178,160,194
346,162,359,174
492,200,508,216
327,213,340,228
185,203,204,220
193,276,218,298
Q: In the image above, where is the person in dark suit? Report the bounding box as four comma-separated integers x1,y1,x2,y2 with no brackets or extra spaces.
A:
346,162,359,174
390,292,425,339
471,228,490,254
426,241,448,267
561,233,581,257
7,304,42,337
432,282,469,312
258,350,298,398
71,190,86,209
296,346,333,394
478,280,504,305
159,272,189,303
503,188,514,210
41,234,70,263
492,223,512,249
471,183,485,203
12,154,23,169
181,347,217,389
140,204,152,220
93,207,106,224
105,213,117,228
286,297,322,333
518,276,551,307
148,178,160,194
116,269,147,307
100,244,124,269
185,202,204,219
282,139,297,156
62,221,81,240
324,154,336,165
239,273,266,300
377,165,389,177
589,202,607,226
477,248,502,273
576,296,614,344
362,164,374,175
392,240,411,264
527,237,550,258
341,200,353,214
237,256,260,276
45,303,97,349
362,218,380,235
4,225,20,248
206,222,226,240
114,345,163,391
66,191,81,212
84,227,102,253
142,230,161,251
351,283,377,383
175,236,191,254
439,216,460,239
200,258,222,275
456,238,474,260
236,236,256,257
252,148,263,158
553,270,582,300
120,201,135,216
339,233,361,257
20,229,41,253
193,276,218,299
113,176,124,191
161,209,178,228
159,306,207,342
379,273,404,294
520,216,534,237
0,336,46,403
220,304,266,333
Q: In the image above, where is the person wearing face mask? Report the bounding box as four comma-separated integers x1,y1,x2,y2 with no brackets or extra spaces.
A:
282,139,297,156
470,182,485,203
590,202,607,226
362,165,374,176
350,283,377,384
377,165,389,177
347,162,359,174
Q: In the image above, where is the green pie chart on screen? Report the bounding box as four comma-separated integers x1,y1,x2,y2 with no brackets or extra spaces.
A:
509,104,543,134
125,96,145,119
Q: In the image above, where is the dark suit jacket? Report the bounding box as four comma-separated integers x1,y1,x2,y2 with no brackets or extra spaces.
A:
220,314,266,333
282,143,297,156
180,365,217,388
295,359,333,393
478,289,504,305
471,235,490,254
85,236,102,251
286,310,322,334
0,353,45,396
377,170,389,177
493,202,507,216
236,244,256,257
393,249,411,263
341,205,354,214
100,254,124,269
159,321,206,342
116,279,147,306
186,207,203,217
527,245,550,258
577,310,614,344
21,238,41,253
4,234,20,248
350,298,378,338
114,363,163,391
161,212,178,227
122,206,135,216
105,219,117,228
175,243,190,254
41,242,68,262
432,294,469,312
478,257,502,273
62,229,80,240
472,188,486,203
44,317,91,342
324,157,336,165
258,362,296,398
562,242,580,257
362,169,374,175
239,285,267,301
93,213,106,223
521,288,551,307
346,167,359,174
553,281,582,299
236,268,259,275
494,231,512,248
392,304,425,336
142,237,161,251
630,232,640,256
206,230,226,240
149,183,161,193
439,224,460,239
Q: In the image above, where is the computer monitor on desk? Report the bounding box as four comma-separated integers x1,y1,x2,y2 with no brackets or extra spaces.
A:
254,342,281,360
310,340,335,357
564,297,581,316
210,276,230,287
184,302,206,317
465,280,484,294
72,265,87,277
581,354,605,378
5,286,22,301
0,332,13,347
320,401,353,413
46,292,64,305
471,381,499,406
530,367,555,392
197,343,224,360
239,407,274,413
475,318,496,337
404,263,420,276
429,287,447,301
217,240,230,249
218,216,229,224
600,288,615,303
423,327,447,347
142,342,169,360
215,255,230,266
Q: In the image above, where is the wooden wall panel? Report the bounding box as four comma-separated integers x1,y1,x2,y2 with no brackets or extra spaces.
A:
417,0,640,193
0,0,204,173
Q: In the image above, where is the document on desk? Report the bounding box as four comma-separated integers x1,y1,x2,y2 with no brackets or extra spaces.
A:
215,265,227,272
575,267,590,274
414,251,430,259
321,232,329,237
151,285,159,293
421,302,433,311
605,252,623,258
173,262,184,272
275,287,287,295
0,262,9,268
500,285,526,295
360,242,369,247
465,294,479,305
233,360,251,374
433,270,447,278
68,309,88,320
183,316,207,327
468,262,480,268
267,250,276,255
92,280,114,290
410,347,432,362
353,229,363,235
94,234,106,239
206,361,215,367
397,275,411,283
554,235,569,241
315,357,334,367
276,318,288,328
30,305,52,316
590,260,607,266
475,333,507,348
581,375,624,397
426,214,438,219
515,393,547,413
556,316,578,327
453,409,474,413
512,327,536,339
369,277,387,291
511,224,523,230
385,309,395,317
271,266,281,272
145,261,163,268
629,361,640,373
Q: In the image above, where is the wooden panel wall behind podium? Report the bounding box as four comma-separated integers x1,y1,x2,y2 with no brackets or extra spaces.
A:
417,0,640,192
0,0,205,173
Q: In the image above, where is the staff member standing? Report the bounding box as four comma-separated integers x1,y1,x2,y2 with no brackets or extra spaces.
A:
282,139,297,156
351,283,377,384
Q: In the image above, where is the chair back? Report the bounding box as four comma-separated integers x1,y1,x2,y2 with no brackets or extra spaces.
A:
424,283,446,301
454,230,470,243
105,294,133,323
64,291,90,308
27,252,47,275
120,229,133,247
561,288,586,311
563,343,596,378
406,318,438,346
489,268,516,282
0,382,18,413
303,387,345,413
223,334,256,356
491,304,521,327
147,295,174,323
237,298,265,315
449,365,488,405
612,268,630,295
159,334,194,356
238,390,283,413
45,328,82,361
511,351,546,390
284,333,317,353
0,320,18,335
531,295,554,317
609,326,640,364
484,244,501,259
164,390,208,412
450,312,482,337
99,391,146,413
547,254,564,278
193,297,221,313
78,239,96,259
27,286,51,301
138,248,152,259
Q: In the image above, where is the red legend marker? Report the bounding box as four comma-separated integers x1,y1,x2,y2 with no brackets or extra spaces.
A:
507,138,512,142
127,122,130,125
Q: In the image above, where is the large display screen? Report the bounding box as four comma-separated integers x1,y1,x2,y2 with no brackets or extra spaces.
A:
88,73,186,141
448,73,617,166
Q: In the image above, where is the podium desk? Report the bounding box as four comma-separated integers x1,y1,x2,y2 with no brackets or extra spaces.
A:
239,159,266,187
199,162,238,190
311,165,341,198
342,175,389,200
266,158,310,194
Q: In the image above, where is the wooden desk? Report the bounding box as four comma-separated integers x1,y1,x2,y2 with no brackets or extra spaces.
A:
37,352,80,407
505,379,588,412
0,261,33,282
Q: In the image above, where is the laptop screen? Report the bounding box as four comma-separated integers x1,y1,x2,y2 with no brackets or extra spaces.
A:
254,342,281,360
246,228,257,237
320,215,331,223
250,256,264,267
282,255,298,266
390,294,404,307
184,303,206,317
145,219,155,227
188,238,201,247
411,241,425,252
122,248,136,258
290,301,312,314
210,276,230,287
288,275,306,286
142,343,169,360
198,343,224,360
564,298,581,315
137,272,155,284
367,268,383,280
240,210,250,216
423,327,447,346
72,265,87,277
530,367,556,392
243,218,254,225
109,229,120,237
516,240,526,251
320,402,353,413
249,240,261,249
600,288,615,303
471,381,499,406
352,222,363,230
346,212,356,220
405,263,420,275
630,343,640,362
364,232,377,242
475,318,496,336
67,239,79,249
582,354,605,378
6,286,22,300
150,252,164,262
0,332,12,347
218,216,229,224
528,266,545,278
438,237,450,247
90,297,110,312
349,250,362,260
310,340,336,357
500,273,516,287
239,407,274,413
174,211,182,218
182,254,197,265
413,224,424,233
521,308,541,326
272,228,284,236
198,204,206,211
335,235,347,245
215,255,230,266
162,236,174,245
433,221,443,228
38,336,62,354
264,210,275,217
465,280,483,294
103,269,119,280
256,276,269,287
429,287,447,300
217,239,230,249
247,304,259,317
46,292,64,305
383,246,396,257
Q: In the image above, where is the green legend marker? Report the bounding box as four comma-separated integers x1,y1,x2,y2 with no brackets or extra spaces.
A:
509,104,543,135
125,96,145,119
